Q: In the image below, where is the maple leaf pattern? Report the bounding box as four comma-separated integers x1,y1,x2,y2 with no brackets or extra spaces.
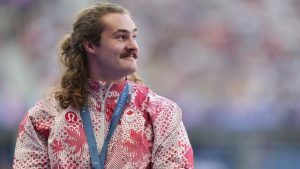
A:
134,86,148,108
13,80,194,168
50,139,64,156
65,127,86,157
123,130,152,163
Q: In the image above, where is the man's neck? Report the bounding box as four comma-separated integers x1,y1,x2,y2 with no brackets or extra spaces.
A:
89,76,126,85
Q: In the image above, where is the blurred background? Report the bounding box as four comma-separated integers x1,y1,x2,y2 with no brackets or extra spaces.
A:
1,0,300,168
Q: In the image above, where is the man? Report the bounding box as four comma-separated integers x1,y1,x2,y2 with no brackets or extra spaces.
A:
13,2,194,169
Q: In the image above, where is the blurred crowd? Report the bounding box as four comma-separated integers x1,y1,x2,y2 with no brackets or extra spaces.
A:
1,0,300,168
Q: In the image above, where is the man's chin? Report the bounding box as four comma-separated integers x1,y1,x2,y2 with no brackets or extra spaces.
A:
126,68,137,75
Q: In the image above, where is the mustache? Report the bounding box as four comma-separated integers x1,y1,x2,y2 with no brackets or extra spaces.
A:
120,52,138,59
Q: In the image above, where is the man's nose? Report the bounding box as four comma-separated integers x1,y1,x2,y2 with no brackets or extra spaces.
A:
126,39,139,52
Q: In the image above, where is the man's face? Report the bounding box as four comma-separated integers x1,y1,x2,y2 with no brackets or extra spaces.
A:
87,13,139,81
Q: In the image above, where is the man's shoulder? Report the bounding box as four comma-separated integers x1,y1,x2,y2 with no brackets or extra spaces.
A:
148,91,179,108
140,85,179,108
144,89,182,123
27,93,60,117
129,81,180,109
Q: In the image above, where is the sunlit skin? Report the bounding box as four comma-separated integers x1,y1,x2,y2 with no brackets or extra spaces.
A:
84,13,139,83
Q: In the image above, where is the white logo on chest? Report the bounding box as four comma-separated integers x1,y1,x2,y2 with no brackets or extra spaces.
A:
124,108,136,122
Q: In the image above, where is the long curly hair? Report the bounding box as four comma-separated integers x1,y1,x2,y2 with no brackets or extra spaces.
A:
55,3,141,110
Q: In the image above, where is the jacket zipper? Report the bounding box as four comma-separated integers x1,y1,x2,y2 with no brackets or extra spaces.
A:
99,84,113,150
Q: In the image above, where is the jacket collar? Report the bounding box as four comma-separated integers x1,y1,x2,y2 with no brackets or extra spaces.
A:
87,79,127,99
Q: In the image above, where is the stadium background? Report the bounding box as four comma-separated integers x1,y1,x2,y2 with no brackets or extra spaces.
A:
0,0,300,168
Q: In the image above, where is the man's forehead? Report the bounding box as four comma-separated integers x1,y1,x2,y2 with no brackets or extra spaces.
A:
101,13,137,33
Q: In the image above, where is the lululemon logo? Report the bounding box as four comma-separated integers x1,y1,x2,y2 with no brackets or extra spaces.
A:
124,109,136,122
65,111,78,123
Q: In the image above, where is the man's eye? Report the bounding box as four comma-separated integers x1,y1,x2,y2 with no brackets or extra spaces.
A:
117,35,128,41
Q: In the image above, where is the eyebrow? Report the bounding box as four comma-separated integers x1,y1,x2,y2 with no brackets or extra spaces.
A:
113,28,138,34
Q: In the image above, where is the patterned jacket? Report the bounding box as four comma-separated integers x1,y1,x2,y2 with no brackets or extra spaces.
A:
13,80,194,168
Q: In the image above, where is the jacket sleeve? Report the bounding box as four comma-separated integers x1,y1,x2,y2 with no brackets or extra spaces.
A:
151,102,194,169
13,111,50,169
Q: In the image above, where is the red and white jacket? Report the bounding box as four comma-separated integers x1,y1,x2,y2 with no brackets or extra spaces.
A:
13,80,194,169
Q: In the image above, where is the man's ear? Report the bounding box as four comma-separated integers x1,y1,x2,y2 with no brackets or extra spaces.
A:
83,39,97,54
